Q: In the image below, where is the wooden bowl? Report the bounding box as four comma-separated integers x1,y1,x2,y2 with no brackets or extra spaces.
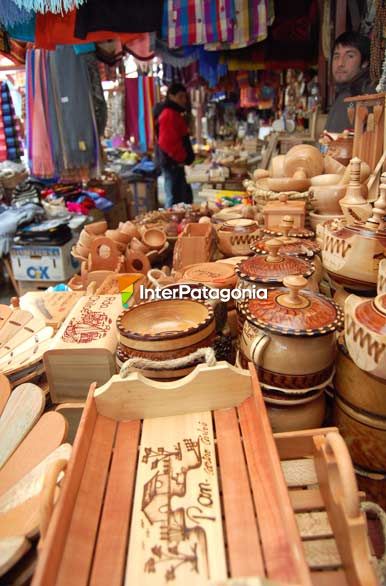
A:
130,237,150,255
310,174,342,187
309,184,347,214
117,299,215,352
283,144,324,178
142,228,167,250
119,221,140,240
78,230,95,248
85,221,107,235
266,177,311,192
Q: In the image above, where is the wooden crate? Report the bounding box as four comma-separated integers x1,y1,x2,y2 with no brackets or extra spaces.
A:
32,364,379,586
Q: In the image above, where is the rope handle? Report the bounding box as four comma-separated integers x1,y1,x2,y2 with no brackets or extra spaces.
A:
361,501,386,577
39,459,68,547
120,347,216,379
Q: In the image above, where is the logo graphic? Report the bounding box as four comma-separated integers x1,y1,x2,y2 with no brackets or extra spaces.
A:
118,275,142,307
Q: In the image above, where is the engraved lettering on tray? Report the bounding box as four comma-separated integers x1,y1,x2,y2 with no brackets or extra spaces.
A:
62,309,112,344
126,412,226,584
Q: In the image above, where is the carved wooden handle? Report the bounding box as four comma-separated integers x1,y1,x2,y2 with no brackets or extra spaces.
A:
281,275,308,308
265,238,283,262
39,459,68,545
325,432,360,519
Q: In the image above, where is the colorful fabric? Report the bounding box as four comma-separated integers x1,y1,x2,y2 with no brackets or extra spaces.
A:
124,77,139,144
12,0,85,14
205,0,268,50
0,0,31,28
162,0,236,48
138,77,146,152
158,103,189,164
7,15,35,42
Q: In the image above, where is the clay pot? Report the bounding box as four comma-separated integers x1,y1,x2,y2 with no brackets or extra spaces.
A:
85,220,107,235
283,144,324,178
264,390,326,433
334,395,386,472
344,292,386,380
217,219,260,257
310,184,347,215
310,174,342,187
238,275,343,390
326,131,353,166
335,343,386,416
130,237,151,255
142,228,167,250
119,221,140,240
378,259,386,294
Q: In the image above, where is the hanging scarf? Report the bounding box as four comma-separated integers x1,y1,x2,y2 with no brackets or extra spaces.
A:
124,78,139,143
31,50,55,177
0,0,31,28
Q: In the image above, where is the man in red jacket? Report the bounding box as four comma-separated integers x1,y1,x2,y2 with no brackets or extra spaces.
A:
154,83,194,208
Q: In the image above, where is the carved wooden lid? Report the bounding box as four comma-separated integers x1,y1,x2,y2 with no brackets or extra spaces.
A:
236,240,314,284
355,293,386,335
239,275,344,336
263,226,315,239
250,237,320,257
220,218,258,233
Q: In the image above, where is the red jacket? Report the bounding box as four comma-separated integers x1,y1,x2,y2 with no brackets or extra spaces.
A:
158,106,189,164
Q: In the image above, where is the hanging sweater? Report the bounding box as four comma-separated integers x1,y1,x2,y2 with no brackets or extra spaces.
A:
325,68,375,133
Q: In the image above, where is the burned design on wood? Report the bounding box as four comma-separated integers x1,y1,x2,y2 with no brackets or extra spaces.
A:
61,297,115,344
323,234,352,258
140,428,215,581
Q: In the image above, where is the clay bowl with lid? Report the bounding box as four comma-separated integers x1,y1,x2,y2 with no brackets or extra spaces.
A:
250,217,320,260
238,275,344,391
116,298,216,363
217,218,260,257
262,225,315,240
344,292,386,381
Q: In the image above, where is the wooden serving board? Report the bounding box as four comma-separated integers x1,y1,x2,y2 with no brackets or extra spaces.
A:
0,536,30,577
0,327,54,372
0,411,68,497
20,291,84,330
0,384,45,470
0,317,47,360
0,310,34,349
125,411,227,585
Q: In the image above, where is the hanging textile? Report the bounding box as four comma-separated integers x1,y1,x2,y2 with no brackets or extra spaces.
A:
26,46,101,180
74,0,164,39
6,15,35,42
12,0,85,14
162,0,236,49
205,0,269,50
105,89,125,141
0,0,31,28
125,78,139,143
155,38,199,67
138,77,146,152
0,82,22,161
81,52,107,137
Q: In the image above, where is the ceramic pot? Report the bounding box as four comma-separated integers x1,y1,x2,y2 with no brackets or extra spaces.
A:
262,225,314,239
283,144,324,178
334,395,386,472
344,292,386,380
217,219,260,257
142,228,167,250
322,218,386,292
250,236,320,259
264,390,326,433
335,342,386,416
326,131,353,166
238,275,343,390
378,258,386,294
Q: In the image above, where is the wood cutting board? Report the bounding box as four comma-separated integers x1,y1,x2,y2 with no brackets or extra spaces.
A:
0,411,68,497
125,411,227,585
0,384,45,470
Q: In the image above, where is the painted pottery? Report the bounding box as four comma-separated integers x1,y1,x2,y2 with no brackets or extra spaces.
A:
238,275,343,390
217,219,260,257
378,258,386,294
334,395,386,472
335,342,386,417
236,239,314,286
344,292,386,380
325,130,353,166
321,211,386,292
283,144,324,178
339,158,372,222
262,225,314,239
264,390,326,432
250,216,320,259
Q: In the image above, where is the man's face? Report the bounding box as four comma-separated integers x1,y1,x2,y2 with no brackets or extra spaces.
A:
170,91,187,109
332,44,365,83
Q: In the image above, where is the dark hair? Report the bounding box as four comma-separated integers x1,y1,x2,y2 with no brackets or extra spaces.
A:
167,83,187,97
333,32,370,64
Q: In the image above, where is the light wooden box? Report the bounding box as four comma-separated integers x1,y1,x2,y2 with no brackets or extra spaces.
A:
43,295,123,403
264,200,306,229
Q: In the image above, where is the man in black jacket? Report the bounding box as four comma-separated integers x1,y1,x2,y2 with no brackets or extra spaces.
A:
326,32,374,133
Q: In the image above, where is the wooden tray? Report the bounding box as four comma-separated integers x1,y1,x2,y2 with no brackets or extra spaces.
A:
32,364,379,586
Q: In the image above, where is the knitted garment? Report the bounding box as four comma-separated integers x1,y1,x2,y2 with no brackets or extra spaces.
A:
0,0,31,27
0,81,22,161
12,0,85,14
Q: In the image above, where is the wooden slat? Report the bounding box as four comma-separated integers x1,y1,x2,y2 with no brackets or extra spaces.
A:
274,428,338,460
125,411,227,585
214,408,264,578
237,365,312,585
289,489,325,513
90,420,141,586
31,384,98,586
311,570,348,586
56,415,117,586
